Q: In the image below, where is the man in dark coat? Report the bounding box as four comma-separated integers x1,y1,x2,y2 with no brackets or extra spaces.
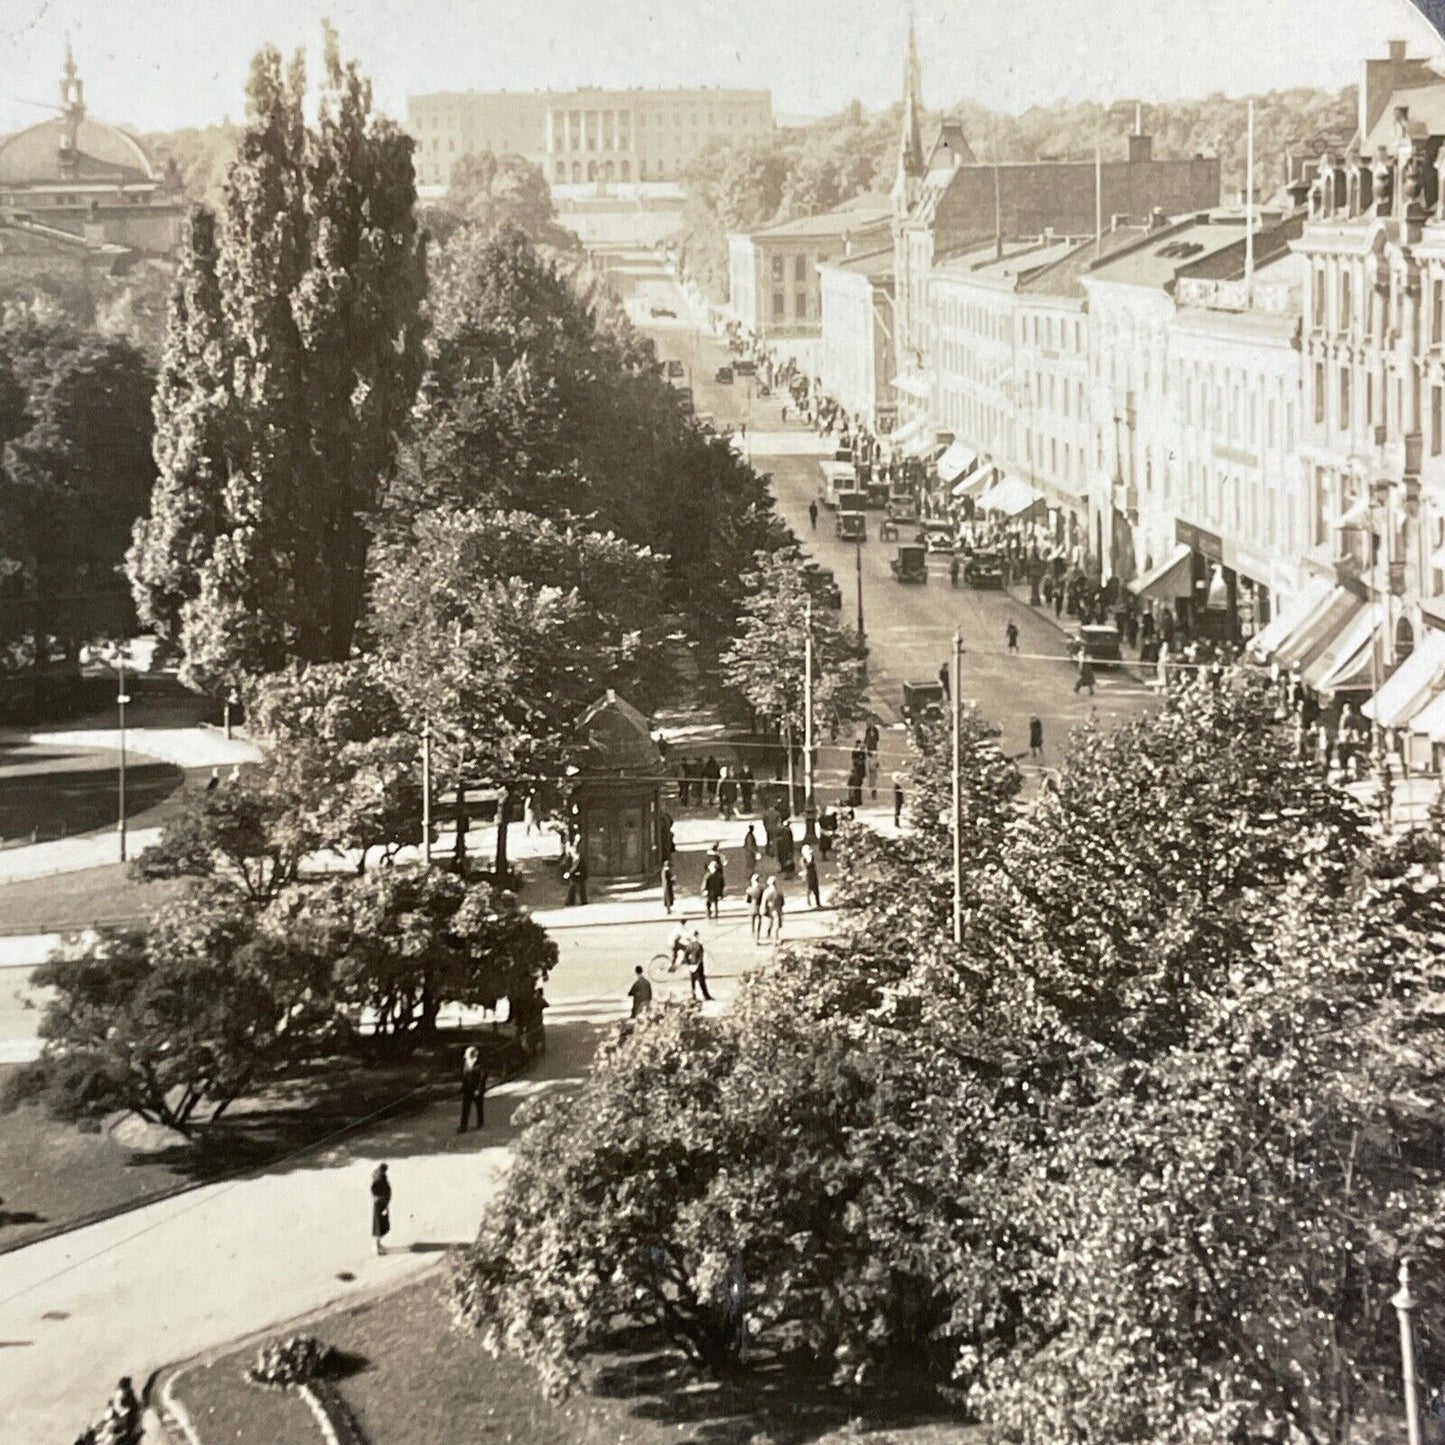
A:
737,763,755,814
565,845,589,906
459,1045,487,1132
703,755,721,807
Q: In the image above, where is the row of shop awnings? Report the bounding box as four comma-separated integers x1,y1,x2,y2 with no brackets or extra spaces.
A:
1248,579,1445,734
885,415,937,459
977,473,1045,517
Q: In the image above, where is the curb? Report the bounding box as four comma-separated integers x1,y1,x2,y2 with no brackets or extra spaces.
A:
157,1265,446,1445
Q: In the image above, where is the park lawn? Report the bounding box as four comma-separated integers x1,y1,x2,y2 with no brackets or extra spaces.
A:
0,1031,522,1254
169,1356,319,1444
0,864,189,936
293,1277,983,1445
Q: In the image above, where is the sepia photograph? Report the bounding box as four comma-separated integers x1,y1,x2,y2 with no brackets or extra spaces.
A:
3,0,1445,1440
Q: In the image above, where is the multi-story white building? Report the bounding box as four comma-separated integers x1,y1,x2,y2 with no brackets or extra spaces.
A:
816,247,896,431
407,87,773,190
1166,252,1307,637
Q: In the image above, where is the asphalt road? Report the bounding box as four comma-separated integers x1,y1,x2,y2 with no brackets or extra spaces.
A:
621,252,1159,777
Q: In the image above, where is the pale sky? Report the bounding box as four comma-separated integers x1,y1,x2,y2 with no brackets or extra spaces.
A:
0,0,1442,136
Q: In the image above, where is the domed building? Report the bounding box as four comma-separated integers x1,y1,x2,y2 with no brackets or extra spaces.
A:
0,46,183,267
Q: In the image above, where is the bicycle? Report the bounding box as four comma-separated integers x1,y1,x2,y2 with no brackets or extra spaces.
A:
648,949,683,983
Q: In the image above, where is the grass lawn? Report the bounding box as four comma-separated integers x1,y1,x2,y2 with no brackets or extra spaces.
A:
0,1030,523,1253
168,1276,987,1445
169,1355,320,1444
0,864,189,936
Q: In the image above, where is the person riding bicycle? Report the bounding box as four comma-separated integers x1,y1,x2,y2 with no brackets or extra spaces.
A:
669,919,691,971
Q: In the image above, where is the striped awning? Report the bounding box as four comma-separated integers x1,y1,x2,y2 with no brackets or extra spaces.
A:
936,440,978,484
1302,605,1380,693
1272,587,1359,671
1247,577,1333,661
1128,543,1193,602
1369,629,1445,728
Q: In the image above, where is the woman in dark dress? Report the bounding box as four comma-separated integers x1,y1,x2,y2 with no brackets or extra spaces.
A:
371,1163,392,1255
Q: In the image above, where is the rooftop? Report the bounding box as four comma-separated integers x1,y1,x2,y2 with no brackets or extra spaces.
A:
1083,210,1298,293
1361,79,1445,153
819,245,895,280
1020,226,1151,298
749,199,893,241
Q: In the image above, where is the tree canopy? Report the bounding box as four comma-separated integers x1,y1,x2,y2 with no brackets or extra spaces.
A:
451,674,1445,1442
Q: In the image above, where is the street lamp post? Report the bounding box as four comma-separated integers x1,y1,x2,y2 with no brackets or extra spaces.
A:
855,539,866,652
116,650,130,864
421,720,433,866
1393,1259,1424,1445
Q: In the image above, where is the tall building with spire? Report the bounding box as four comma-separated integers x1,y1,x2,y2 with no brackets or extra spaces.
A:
892,13,927,214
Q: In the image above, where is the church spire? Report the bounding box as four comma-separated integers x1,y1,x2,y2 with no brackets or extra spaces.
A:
894,9,926,209
58,39,86,176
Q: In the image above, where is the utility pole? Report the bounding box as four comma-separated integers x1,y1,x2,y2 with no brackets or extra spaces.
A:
855,539,866,651
804,599,815,813
951,630,963,945
1393,1259,1423,1445
1244,99,1256,306
117,650,129,864
421,720,433,866
784,719,796,819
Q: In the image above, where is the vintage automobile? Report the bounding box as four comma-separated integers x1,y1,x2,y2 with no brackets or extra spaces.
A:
889,544,929,584
836,511,868,544
734,358,757,376
1074,623,1124,667
963,550,1005,589
865,481,891,509
879,509,920,542
921,520,956,554
714,365,734,384
901,679,947,723
835,488,869,515
801,560,843,610
665,359,685,378
649,304,678,318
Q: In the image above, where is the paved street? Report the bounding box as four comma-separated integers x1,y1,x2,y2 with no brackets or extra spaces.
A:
619,253,1161,773
0,904,831,1442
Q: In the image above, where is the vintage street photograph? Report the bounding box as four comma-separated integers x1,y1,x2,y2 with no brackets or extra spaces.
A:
3,0,1445,1440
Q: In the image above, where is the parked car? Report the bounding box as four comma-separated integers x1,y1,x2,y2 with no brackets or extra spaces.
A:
865,481,890,509
734,358,757,376
889,544,929,584
714,365,734,384
801,561,843,610
1074,624,1123,667
696,413,717,434
649,305,677,318
963,550,1005,589
666,359,684,378
901,679,947,723
836,512,867,543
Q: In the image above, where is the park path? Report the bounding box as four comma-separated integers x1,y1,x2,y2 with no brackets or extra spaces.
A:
0,901,835,1445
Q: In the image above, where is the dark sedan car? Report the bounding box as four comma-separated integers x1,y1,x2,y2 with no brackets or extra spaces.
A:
963,551,1005,589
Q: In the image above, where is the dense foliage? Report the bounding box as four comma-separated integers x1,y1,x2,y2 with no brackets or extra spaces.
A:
451,675,1445,1442
127,25,427,693
0,311,155,680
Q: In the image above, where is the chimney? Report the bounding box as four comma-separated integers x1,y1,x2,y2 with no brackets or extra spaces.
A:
1129,132,1154,164
1110,212,1129,231
1389,38,1407,62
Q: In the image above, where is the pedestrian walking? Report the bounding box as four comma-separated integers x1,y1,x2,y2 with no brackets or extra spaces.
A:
661,855,676,914
704,754,721,806
866,749,880,801
939,661,950,699
370,1164,392,1255
565,845,589,906
1029,715,1044,761
762,876,785,941
949,554,960,588
703,856,725,919
892,773,905,827
864,720,880,757
458,1045,487,1132
738,763,755,814
742,822,758,877
628,965,653,1017
205,768,220,793
687,929,714,1001
746,871,764,943
802,841,822,908
718,767,737,818
809,499,818,530
1073,658,1096,696
1005,620,1019,653
781,402,789,423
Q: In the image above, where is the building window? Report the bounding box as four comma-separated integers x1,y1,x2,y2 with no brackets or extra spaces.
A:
795,254,807,282
1314,362,1325,425
796,290,807,318
1313,267,1325,328
770,255,783,283
772,291,785,321
1435,280,1444,345
1340,272,1352,331
1433,386,1443,457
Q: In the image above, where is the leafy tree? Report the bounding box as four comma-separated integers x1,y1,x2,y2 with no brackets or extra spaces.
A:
436,151,575,249
131,769,314,904
276,868,554,1043
719,550,864,740
5,884,298,1133
0,314,155,674
248,661,423,871
127,27,426,692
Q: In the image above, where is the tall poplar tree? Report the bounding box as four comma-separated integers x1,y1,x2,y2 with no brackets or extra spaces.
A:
128,28,426,694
